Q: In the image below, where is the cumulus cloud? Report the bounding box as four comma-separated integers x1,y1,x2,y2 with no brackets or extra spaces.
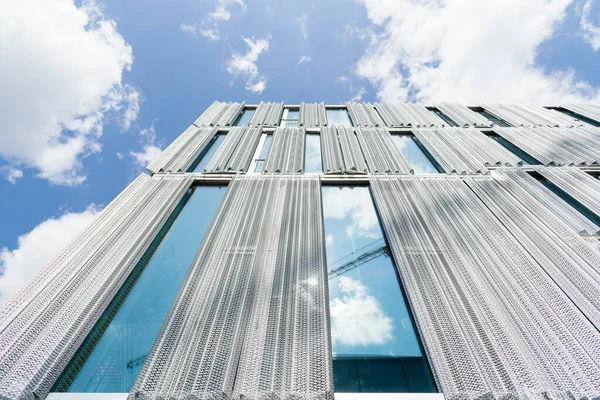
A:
0,205,101,303
330,276,394,347
580,0,600,51
354,0,600,103
296,14,309,41
297,55,313,66
0,167,24,185
0,0,139,186
322,187,380,239
226,36,270,94
181,0,246,41
128,125,163,169
336,76,366,102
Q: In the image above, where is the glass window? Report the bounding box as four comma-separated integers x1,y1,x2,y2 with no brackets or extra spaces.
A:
546,107,600,128
234,109,255,126
426,107,458,127
485,132,540,165
392,135,440,174
250,133,273,173
468,107,512,127
326,109,353,127
190,134,225,172
322,186,436,393
54,186,226,393
283,110,299,127
304,134,322,173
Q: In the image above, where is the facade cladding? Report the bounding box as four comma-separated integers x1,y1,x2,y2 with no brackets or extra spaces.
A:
1,101,600,400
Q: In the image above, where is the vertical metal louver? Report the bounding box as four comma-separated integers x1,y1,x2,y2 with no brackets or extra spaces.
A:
203,126,263,173
249,102,284,126
491,168,599,235
321,126,368,174
147,126,217,173
375,103,447,127
370,176,600,399
130,175,333,400
413,128,521,174
493,127,600,166
194,101,245,127
355,127,412,174
534,166,600,217
299,102,327,127
0,174,192,400
434,103,493,127
346,102,384,127
480,103,582,127
562,103,600,124
262,127,305,174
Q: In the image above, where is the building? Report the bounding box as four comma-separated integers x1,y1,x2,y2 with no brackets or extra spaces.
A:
1,101,600,400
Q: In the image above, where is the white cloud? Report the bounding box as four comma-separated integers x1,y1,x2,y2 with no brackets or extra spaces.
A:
226,36,270,94
128,125,163,169
182,0,246,41
297,55,313,66
330,276,394,347
180,23,198,36
322,187,380,239
296,14,309,41
326,234,334,245
580,0,600,51
0,167,23,184
0,0,139,186
0,204,101,303
354,0,600,103
336,76,366,103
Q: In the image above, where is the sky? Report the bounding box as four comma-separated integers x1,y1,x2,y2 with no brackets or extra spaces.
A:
1,0,600,301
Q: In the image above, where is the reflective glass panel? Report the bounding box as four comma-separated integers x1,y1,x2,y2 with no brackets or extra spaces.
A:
191,134,225,172
392,135,439,174
322,186,436,393
284,110,299,127
56,186,226,393
326,109,353,127
234,109,255,126
305,134,322,173
287,110,299,119
259,134,273,159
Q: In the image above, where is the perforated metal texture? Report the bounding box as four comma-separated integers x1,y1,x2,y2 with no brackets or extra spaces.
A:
370,176,600,400
346,102,385,127
299,102,327,127
321,126,368,174
147,126,217,173
375,103,447,127
434,103,493,127
130,175,333,400
0,174,192,400
480,103,584,127
534,166,600,217
250,102,284,126
263,127,306,174
355,127,412,174
493,127,600,166
194,101,245,127
563,103,600,123
203,126,263,173
413,128,522,174
491,168,599,235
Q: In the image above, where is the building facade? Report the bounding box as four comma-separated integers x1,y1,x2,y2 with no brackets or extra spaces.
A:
1,101,600,400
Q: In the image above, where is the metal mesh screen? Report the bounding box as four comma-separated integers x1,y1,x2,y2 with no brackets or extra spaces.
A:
355,127,412,174
250,102,284,126
194,101,245,127
564,103,600,123
346,102,385,127
263,127,305,174
203,126,263,173
481,103,584,127
370,175,600,399
534,166,600,216
321,126,367,174
147,126,217,173
299,102,327,127
434,103,493,127
375,103,446,127
0,174,192,400
130,175,333,400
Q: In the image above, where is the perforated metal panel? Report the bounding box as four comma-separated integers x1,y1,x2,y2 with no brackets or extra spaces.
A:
434,103,493,127
203,126,263,173
147,126,217,173
370,176,600,400
355,127,412,174
321,126,368,174
250,102,284,126
194,101,245,127
375,103,447,127
481,103,583,127
299,102,327,127
413,128,522,174
263,127,305,174
130,175,333,400
346,102,385,127
563,103,600,124
0,174,193,400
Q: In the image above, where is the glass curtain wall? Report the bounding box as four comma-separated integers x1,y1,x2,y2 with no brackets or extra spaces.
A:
392,135,440,174
190,134,225,172
234,109,255,126
54,186,227,393
305,134,322,173
321,186,437,393
326,109,353,127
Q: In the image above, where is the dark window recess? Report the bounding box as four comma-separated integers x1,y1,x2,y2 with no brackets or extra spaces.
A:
532,172,600,228
469,107,512,127
545,107,600,128
234,109,255,126
188,134,225,172
426,107,459,127
483,132,541,165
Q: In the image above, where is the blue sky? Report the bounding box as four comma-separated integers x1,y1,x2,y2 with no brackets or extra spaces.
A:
0,0,600,300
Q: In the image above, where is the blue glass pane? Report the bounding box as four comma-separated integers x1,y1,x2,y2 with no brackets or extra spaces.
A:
392,135,439,174
259,135,273,159
305,134,322,173
254,160,265,173
326,109,353,127
235,109,255,126
322,186,436,393
191,134,225,172
287,110,299,119
285,120,299,127
59,186,226,393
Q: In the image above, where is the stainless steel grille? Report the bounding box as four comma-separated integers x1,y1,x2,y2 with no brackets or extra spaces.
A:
147,126,217,173
263,127,305,174
194,101,245,127
299,102,327,127
203,126,263,173
249,102,284,126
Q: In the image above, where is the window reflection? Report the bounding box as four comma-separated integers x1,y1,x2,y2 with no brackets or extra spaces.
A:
326,109,353,127
234,109,255,126
322,186,436,393
392,135,440,174
284,110,300,127
55,186,226,393
190,134,225,172
305,134,322,173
